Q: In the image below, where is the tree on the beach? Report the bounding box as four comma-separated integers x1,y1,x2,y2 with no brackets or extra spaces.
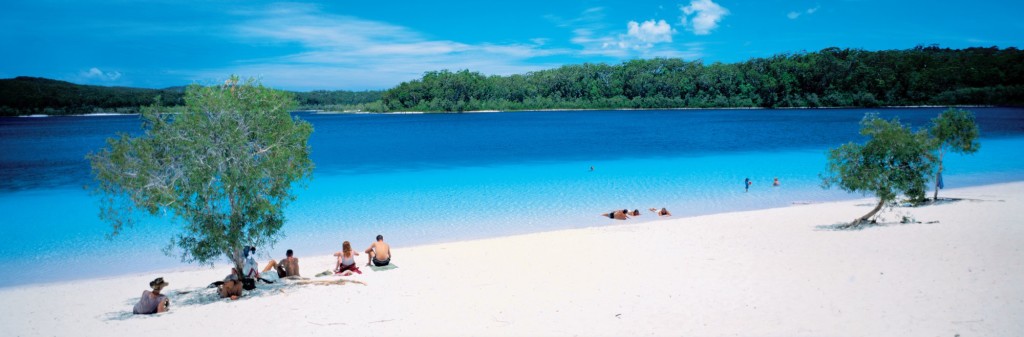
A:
88,76,314,277
929,108,980,201
821,114,935,226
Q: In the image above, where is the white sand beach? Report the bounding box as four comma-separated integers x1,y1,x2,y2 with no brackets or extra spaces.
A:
2,182,1022,336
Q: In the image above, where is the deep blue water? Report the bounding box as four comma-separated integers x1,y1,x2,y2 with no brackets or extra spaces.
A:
2,108,1023,287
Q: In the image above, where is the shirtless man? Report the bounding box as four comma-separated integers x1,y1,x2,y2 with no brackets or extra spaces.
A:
261,249,300,281
601,209,630,220
365,234,391,267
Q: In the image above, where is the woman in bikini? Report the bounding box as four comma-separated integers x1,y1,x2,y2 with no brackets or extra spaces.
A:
334,241,361,276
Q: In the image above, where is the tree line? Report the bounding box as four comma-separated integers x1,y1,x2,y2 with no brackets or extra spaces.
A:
381,46,1024,112
0,77,383,116
2,46,1022,116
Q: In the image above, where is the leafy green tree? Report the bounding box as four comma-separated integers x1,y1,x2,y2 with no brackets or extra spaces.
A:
88,76,314,276
821,114,935,226
929,108,980,200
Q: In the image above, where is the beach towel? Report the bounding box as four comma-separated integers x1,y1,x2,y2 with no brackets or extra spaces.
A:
336,265,362,275
369,264,398,271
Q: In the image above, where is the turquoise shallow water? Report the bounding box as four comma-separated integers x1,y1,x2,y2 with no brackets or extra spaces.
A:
1,108,1022,287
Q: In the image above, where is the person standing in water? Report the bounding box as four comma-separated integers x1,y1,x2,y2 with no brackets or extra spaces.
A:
744,178,752,192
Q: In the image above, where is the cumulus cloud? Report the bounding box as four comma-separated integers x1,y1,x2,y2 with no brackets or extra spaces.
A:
788,6,821,20
81,67,122,81
561,8,698,59
627,19,674,44
680,0,729,35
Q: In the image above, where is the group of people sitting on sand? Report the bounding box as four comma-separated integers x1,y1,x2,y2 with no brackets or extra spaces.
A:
601,207,672,220
132,234,392,315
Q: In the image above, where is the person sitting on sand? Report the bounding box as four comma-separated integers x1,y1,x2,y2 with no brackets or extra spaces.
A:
219,269,243,300
133,277,170,315
260,249,300,282
242,246,260,279
648,207,672,217
366,234,391,267
334,241,361,275
601,209,630,220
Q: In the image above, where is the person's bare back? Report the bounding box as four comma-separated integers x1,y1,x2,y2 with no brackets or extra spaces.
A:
365,234,391,266
371,241,390,261
280,256,300,277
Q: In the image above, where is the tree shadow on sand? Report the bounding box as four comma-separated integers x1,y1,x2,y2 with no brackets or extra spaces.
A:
100,277,365,321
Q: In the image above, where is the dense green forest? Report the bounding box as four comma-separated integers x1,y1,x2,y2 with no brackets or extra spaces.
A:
381,46,1024,112
0,77,383,116
0,77,187,116
2,46,1022,116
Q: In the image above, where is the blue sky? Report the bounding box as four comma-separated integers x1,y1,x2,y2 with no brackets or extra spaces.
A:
2,0,1022,91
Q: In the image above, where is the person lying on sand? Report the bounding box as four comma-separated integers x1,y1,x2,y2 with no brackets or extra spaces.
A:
601,209,630,220
649,207,672,217
366,234,391,267
334,241,361,275
133,277,170,315
630,209,641,216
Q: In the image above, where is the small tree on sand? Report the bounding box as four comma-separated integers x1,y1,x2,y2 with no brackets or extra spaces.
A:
88,76,314,277
821,114,935,226
929,108,980,201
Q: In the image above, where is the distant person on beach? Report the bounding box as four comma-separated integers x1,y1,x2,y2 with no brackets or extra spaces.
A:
773,177,780,187
133,277,169,315
745,178,752,192
365,235,391,267
630,209,641,216
649,207,672,217
260,249,300,282
335,241,361,275
602,209,630,220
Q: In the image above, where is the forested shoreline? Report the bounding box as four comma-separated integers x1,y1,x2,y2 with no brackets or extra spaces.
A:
2,46,1022,116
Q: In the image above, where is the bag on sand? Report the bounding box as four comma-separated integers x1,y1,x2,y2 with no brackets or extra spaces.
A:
242,277,257,291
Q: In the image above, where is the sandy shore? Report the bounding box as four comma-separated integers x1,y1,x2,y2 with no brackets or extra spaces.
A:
2,182,1022,336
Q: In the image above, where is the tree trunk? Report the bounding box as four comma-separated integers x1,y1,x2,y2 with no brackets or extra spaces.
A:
230,247,245,279
933,148,944,201
851,199,885,226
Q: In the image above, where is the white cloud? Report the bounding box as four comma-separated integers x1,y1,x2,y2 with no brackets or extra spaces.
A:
680,0,729,35
81,67,122,81
212,3,566,90
627,20,674,44
788,6,821,20
561,8,700,60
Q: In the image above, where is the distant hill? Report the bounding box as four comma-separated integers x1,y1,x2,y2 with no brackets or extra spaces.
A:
0,77,385,116
0,77,186,116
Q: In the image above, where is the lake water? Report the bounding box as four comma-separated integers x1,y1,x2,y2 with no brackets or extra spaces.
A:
2,108,1023,287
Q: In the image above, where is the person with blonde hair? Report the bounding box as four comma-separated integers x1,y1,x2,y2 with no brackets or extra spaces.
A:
334,241,361,275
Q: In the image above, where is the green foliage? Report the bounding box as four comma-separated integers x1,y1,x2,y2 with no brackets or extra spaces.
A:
929,108,981,199
293,89,384,112
4,46,1023,115
931,108,980,154
821,114,936,225
87,76,314,273
380,46,1024,112
0,77,185,116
